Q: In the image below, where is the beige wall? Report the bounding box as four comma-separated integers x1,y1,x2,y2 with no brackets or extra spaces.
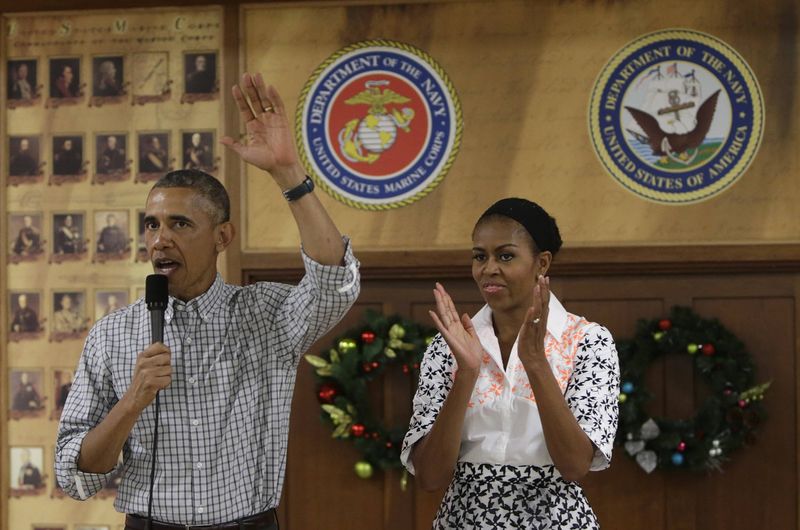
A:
241,0,798,252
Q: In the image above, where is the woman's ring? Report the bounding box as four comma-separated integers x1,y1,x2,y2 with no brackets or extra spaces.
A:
262,105,275,113
532,318,541,324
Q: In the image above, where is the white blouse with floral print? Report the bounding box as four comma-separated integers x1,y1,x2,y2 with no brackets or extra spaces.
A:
401,294,620,477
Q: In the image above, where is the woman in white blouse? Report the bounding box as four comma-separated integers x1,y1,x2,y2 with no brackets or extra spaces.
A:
401,198,620,529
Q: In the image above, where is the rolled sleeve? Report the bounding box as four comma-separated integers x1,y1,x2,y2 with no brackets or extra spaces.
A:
564,324,620,471
55,329,118,499
270,236,361,365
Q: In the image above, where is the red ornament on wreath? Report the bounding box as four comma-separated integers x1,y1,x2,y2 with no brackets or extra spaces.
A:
702,343,716,356
350,423,366,437
317,383,339,404
658,319,672,331
361,331,376,343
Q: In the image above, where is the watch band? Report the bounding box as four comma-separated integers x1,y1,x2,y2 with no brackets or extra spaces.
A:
282,176,315,202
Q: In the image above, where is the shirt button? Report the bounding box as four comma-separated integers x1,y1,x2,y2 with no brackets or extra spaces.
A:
196,462,204,470
188,377,197,385
191,419,200,426
197,506,204,514
186,337,193,345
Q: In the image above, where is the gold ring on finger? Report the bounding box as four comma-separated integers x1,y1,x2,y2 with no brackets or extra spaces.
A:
262,105,275,113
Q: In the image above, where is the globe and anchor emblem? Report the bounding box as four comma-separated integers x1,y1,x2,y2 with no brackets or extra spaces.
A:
338,80,416,164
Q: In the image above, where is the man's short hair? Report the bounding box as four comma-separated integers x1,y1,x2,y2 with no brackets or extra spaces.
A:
152,169,230,224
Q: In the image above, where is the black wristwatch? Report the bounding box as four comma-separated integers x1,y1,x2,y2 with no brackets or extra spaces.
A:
282,176,315,202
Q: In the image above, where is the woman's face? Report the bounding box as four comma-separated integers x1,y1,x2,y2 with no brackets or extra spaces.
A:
471,216,550,315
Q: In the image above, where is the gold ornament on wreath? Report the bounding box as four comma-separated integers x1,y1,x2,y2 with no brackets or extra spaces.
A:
305,310,435,488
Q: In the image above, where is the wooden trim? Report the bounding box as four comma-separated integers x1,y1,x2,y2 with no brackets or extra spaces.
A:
242,243,800,283
0,17,8,528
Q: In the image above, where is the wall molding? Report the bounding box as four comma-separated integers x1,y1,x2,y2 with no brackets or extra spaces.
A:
242,243,800,283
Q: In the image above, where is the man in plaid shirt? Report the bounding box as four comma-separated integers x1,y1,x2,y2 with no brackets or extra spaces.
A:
55,72,360,529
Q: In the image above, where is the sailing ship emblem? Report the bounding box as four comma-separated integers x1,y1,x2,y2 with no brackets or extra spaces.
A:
589,29,764,204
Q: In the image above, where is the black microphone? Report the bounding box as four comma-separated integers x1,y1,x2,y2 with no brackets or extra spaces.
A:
145,274,169,343
144,274,168,529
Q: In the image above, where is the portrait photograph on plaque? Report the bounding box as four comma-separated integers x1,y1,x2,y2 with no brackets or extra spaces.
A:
9,446,46,497
136,210,148,262
51,212,87,262
8,213,46,263
8,136,44,185
136,131,170,182
8,291,44,341
48,57,83,107
50,290,89,341
94,289,129,322
94,210,131,261
51,135,87,185
182,130,216,172
52,369,74,420
9,369,46,420
90,55,125,106
182,50,218,102
7,58,40,107
94,133,130,184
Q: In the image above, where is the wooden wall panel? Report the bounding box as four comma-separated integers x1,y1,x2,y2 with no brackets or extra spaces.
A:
247,270,798,530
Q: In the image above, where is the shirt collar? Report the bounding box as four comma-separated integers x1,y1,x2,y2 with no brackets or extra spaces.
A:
164,274,224,323
472,291,569,341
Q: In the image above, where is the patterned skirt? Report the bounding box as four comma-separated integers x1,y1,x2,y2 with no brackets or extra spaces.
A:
432,462,600,530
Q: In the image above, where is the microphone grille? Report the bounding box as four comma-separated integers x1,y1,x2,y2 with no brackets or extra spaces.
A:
145,274,169,309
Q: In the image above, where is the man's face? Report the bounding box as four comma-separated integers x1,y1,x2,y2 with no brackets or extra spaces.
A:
62,66,73,84
17,64,28,79
18,294,28,308
106,214,117,226
19,139,29,152
23,215,32,228
61,295,73,309
107,136,117,149
107,294,118,307
191,133,201,147
64,215,73,227
63,139,73,151
195,55,206,72
145,187,224,302
151,136,161,150
20,373,29,385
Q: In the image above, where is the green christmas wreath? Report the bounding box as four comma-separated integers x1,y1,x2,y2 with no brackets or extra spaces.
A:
305,310,435,484
615,306,770,473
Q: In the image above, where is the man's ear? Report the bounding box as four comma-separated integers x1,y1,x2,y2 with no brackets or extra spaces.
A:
215,222,235,252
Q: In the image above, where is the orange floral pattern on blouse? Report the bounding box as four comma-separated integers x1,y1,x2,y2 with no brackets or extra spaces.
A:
469,314,588,406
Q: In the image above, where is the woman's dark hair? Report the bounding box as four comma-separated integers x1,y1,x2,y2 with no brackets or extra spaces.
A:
152,169,230,225
475,197,562,256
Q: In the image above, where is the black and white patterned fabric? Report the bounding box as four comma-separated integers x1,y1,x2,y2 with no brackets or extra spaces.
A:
401,297,619,529
55,239,360,525
435,462,600,529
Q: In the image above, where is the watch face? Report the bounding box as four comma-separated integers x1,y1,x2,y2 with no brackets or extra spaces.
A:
131,52,169,96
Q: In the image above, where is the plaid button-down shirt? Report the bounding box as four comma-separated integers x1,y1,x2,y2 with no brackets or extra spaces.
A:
56,240,360,525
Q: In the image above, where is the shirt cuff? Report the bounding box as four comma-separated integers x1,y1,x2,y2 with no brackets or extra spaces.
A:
300,236,360,294
58,431,118,499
